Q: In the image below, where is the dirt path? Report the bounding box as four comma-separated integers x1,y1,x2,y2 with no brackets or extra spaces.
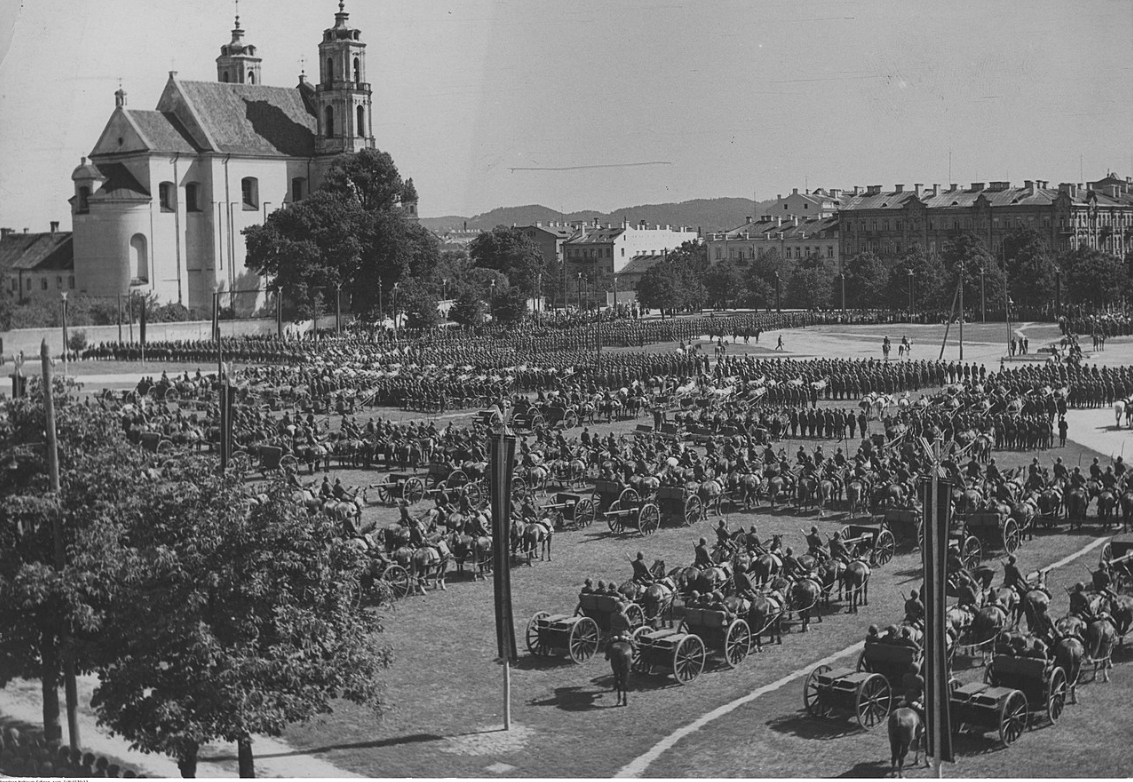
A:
0,677,360,778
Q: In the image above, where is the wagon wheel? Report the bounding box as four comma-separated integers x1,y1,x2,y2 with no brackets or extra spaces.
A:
229,451,251,473
630,626,651,673
724,619,752,668
684,495,704,526
1002,517,1022,554
164,388,180,404
803,664,834,717
403,477,426,504
382,564,412,599
529,412,545,431
962,535,983,569
463,481,484,508
871,529,895,566
624,603,646,630
377,482,392,504
618,487,640,505
574,498,595,528
1047,666,1067,724
511,476,528,503
856,650,873,673
280,453,299,474
447,469,470,491
998,690,1029,746
563,410,578,429
672,635,705,684
568,617,600,663
638,503,660,536
1100,541,1113,566
525,611,551,657
855,673,892,731
606,502,626,534
158,439,175,454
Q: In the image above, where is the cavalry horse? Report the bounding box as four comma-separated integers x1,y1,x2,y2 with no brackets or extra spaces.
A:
607,635,635,707
887,707,926,778
841,558,871,613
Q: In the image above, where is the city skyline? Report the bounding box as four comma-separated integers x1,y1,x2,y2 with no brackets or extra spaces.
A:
0,0,1131,232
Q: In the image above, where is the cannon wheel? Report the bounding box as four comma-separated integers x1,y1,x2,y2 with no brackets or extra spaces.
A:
684,495,704,526
447,469,470,492
164,388,180,404
803,664,833,717
1047,666,1067,724
630,626,651,673
528,412,545,431
998,690,1029,746
619,487,640,506
962,535,983,569
672,635,705,684
377,483,393,504
574,498,595,528
724,619,752,668
606,502,626,534
525,611,551,657
563,410,578,429
625,603,645,630
512,476,528,503
855,673,892,730
464,481,485,508
1002,517,1022,554
280,453,299,474
383,564,411,599
404,477,426,505
638,503,661,536
871,528,896,566
568,617,600,663
1100,541,1113,566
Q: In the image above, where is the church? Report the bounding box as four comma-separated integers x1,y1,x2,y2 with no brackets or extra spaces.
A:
68,3,412,313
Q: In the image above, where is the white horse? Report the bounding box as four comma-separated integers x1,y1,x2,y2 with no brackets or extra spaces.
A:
1116,399,1126,429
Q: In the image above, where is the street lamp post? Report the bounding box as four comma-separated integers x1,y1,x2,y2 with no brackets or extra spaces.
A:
577,272,582,311
979,266,986,322
1055,269,1062,319
60,292,68,376
335,283,342,336
392,282,400,340
774,272,781,313
907,269,915,315
442,278,448,303
840,272,846,316
490,280,496,320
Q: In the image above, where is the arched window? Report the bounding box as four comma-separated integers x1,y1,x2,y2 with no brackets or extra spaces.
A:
221,71,229,83
159,181,175,212
324,106,335,138
326,57,334,85
77,186,90,214
357,105,365,137
241,177,259,210
130,233,149,283
185,182,200,212
248,71,255,85
353,57,361,84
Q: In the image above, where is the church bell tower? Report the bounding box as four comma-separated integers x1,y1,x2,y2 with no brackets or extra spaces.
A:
216,6,262,85
315,1,374,155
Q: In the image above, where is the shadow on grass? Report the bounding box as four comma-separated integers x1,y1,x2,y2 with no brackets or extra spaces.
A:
200,732,444,762
836,758,902,777
766,712,861,740
528,685,607,711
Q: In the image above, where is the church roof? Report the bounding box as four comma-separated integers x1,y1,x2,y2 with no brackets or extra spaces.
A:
1,231,74,273
125,110,201,154
175,80,317,157
88,163,151,203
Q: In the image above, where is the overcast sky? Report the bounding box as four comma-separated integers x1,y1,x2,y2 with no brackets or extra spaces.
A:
1,0,1131,231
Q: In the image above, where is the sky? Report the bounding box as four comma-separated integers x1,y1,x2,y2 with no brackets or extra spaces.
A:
0,0,1131,232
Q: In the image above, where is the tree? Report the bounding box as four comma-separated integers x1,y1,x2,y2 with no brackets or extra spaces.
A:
704,259,745,309
635,262,683,316
448,289,485,328
491,286,528,324
468,227,549,297
395,279,441,330
941,233,1005,318
1061,246,1127,308
89,461,390,777
887,245,946,312
0,377,150,741
1003,227,1058,314
843,251,889,310
786,257,834,310
319,149,406,214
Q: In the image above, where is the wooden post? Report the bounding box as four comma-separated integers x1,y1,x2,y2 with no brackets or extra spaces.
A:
958,261,964,361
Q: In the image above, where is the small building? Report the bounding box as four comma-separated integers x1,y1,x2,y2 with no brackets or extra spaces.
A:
704,215,841,266
1,225,75,300
562,218,699,279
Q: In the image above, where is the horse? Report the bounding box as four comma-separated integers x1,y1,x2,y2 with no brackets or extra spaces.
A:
1085,616,1118,683
789,576,825,632
410,543,450,593
519,519,554,564
1115,399,1126,429
846,479,868,517
606,636,634,707
750,540,783,586
841,559,871,613
1053,620,1086,704
887,707,926,778
1066,487,1089,530
1119,489,1133,533
1021,584,1052,633
746,586,787,650
632,561,676,628
698,478,725,518
1096,487,1119,528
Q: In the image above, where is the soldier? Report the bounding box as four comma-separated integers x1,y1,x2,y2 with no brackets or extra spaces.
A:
904,589,925,626
631,551,654,586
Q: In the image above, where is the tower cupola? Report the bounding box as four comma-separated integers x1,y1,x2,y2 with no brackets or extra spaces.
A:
315,1,374,155
216,4,262,85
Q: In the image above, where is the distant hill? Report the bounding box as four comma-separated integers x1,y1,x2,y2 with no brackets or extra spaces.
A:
421,198,777,235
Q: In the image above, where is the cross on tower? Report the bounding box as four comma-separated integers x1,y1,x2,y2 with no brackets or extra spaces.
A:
299,54,307,75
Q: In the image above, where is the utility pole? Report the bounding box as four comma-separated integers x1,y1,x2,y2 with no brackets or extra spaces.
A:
958,261,965,361
41,341,81,753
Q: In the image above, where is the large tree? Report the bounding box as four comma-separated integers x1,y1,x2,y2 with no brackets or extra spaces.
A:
843,251,889,310
1003,227,1058,314
1061,246,1127,308
786,256,834,310
468,227,550,298
89,462,390,777
887,244,947,312
941,233,1005,319
704,258,745,309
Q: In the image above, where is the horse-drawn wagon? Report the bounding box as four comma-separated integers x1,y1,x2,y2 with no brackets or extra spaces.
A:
881,507,923,549
678,607,753,669
949,654,1068,746
539,491,596,531
963,507,1025,556
1100,532,1133,593
525,593,644,664
630,626,706,685
370,472,428,505
601,486,661,536
655,485,706,527
803,639,918,730
541,404,579,430
839,522,896,567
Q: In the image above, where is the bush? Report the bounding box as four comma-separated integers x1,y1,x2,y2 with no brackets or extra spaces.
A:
68,330,87,352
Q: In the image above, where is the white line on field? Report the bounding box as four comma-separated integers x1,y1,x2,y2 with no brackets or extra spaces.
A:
614,533,1110,778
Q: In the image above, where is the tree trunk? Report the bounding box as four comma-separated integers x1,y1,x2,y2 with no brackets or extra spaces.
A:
237,736,255,778
40,632,62,742
177,744,199,778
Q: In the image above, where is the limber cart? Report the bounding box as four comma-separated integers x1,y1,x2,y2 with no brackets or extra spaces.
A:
839,522,896,567
525,593,644,664
1100,532,1133,593
369,472,428,505
655,485,706,526
803,641,919,730
950,654,1068,746
539,491,596,531
602,487,661,536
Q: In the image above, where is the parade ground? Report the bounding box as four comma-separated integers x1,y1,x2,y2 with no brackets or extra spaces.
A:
4,317,1133,778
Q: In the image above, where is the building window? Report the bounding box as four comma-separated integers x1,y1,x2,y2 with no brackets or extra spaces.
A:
77,186,90,214
241,177,259,210
184,182,200,212
827,245,834,258
325,57,334,86
621,248,625,257
222,72,229,83
56,276,62,289
324,105,335,138
357,105,365,137
248,71,255,85
159,182,174,212
353,56,361,84
130,233,149,282
41,278,48,290
292,177,306,202
68,276,75,289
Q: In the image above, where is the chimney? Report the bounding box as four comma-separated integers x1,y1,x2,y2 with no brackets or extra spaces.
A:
23,228,29,234
913,184,923,196
1024,180,1034,191
791,216,799,227
792,188,799,195
622,216,629,229
829,188,841,198
949,184,959,192
866,185,882,195
971,182,985,191
50,221,59,234
895,184,904,193
745,216,752,224
932,184,941,196
0,228,12,239
776,217,782,227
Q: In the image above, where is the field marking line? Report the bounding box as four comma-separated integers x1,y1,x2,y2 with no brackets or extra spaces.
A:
615,532,1109,779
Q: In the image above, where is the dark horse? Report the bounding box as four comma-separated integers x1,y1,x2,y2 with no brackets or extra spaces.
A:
887,707,926,778
607,636,634,707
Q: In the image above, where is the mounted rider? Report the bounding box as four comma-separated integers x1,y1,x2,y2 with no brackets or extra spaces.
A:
714,519,737,557
1002,554,1035,596
631,551,654,586
805,525,827,561
827,530,852,564
904,589,925,626
693,537,713,569
781,546,806,579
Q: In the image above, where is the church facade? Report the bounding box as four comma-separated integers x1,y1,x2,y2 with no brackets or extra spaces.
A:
69,3,403,313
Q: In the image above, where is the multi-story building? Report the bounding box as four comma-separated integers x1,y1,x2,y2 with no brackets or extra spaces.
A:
67,4,414,313
562,219,698,280
764,188,847,221
0,225,75,300
837,177,1133,261
704,215,841,266
517,222,575,269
